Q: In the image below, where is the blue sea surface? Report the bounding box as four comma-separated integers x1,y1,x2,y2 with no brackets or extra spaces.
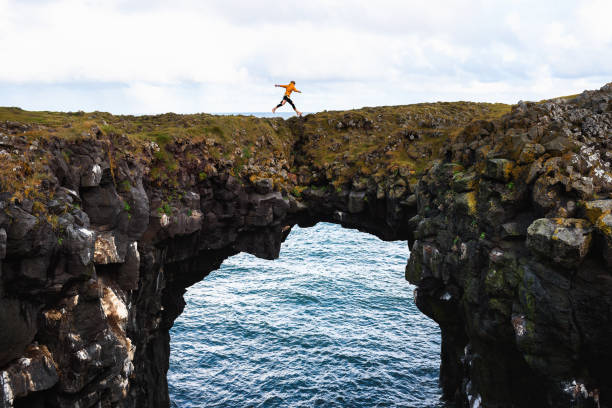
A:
168,222,444,407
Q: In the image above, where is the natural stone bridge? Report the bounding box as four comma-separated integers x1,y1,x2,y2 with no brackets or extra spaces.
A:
0,84,611,408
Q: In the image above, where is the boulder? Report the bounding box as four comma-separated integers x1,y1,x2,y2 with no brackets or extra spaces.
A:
62,225,96,267
518,143,546,164
543,136,574,154
451,172,477,192
0,345,58,405
81,185,121,228
526,218,592,268
583,199,612,224
483,159,514,182
81,164,103,187
6,207,38,256
94,231,128,264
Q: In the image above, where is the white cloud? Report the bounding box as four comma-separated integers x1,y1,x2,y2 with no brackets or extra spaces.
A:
0,0,610,114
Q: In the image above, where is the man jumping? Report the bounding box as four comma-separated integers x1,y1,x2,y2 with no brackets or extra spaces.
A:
272,81,302,116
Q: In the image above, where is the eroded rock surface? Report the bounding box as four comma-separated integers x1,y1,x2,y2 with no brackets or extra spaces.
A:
0,84,611,407
407,84,612,407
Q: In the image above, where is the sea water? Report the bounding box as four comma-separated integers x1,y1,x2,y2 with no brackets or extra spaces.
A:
168,223,444,407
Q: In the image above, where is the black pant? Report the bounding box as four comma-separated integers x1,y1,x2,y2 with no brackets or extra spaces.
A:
277,95,296,110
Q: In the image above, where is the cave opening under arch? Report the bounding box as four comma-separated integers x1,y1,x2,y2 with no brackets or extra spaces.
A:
167,222,444,408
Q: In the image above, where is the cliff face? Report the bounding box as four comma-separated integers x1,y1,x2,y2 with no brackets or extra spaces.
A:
407,85,612,406
0,85,610,408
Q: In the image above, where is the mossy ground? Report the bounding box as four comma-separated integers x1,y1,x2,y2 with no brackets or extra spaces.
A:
297,102,511,186
0,108,295,196
0,107,293,158
0,101,512,201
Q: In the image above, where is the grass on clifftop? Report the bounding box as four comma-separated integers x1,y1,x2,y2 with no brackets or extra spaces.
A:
297,101,511,185
0,101,511,198
0,107,293,157
0,107,296,192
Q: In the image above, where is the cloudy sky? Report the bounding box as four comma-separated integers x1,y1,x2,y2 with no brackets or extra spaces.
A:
0,0,611,114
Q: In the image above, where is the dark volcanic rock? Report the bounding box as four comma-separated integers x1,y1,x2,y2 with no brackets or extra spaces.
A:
407,83,612,407
81,184,122,228
0,299,38,368
526,218,592,267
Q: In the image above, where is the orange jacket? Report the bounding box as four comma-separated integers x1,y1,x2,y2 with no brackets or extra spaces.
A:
279,83,299,96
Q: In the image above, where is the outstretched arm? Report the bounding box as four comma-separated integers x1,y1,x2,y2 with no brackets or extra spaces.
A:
275,84,288,88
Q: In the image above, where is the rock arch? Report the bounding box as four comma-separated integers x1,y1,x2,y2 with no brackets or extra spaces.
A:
1,83,611,407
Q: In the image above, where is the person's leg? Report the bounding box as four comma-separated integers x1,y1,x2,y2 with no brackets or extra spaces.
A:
286,97,302,116
272,99,286,113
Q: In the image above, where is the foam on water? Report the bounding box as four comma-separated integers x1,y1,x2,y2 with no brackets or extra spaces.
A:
169,222,444,407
